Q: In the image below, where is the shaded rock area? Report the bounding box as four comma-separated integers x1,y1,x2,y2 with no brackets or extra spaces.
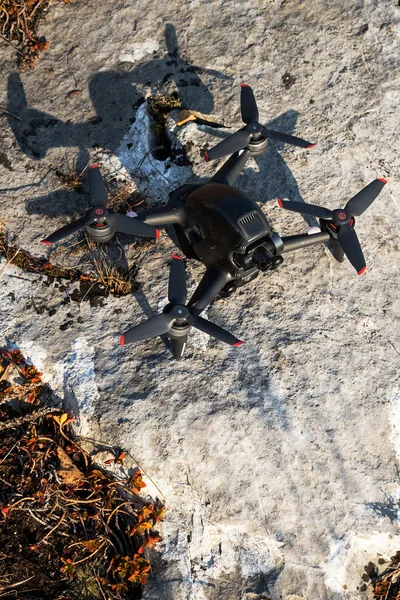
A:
0,1,399,599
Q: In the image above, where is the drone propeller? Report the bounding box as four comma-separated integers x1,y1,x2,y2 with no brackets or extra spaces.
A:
41,165,158,245
120,256,244,350
204,84,315,162
278,178,388,274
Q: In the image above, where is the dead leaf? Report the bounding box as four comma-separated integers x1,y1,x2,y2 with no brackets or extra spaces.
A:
57,446,84,485
138,504,153,522
26,392,37,404
146,534,162,548
153,505,167,522
116,451,126,464
52,412,73,428
176,109,225,128
129,522,152,536
176,110,197,126
130,471,146,492
0,506,11,520
66,89,82,97
81,539,102,553
88,469,107,479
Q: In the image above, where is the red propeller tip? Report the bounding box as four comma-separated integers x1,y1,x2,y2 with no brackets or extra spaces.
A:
377,177,388,183
172,254,183,261
233,341,244,347
156,228,160,240
120,335,125,346
307,143,317,149
357,266,367,276
240,83,250,87
40,240,52,245
90,163,100,169
204,152,210,163
277,198,283,208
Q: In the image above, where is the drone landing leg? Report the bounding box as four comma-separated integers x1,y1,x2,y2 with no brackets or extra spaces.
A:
169,335,188,361
210,149,251,186
329,238,345,263
188,269,232,316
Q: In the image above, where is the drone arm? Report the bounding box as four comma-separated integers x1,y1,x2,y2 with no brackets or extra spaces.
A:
280,232,330,253
210,149,252,186
187,269,231,316
138,205,187,226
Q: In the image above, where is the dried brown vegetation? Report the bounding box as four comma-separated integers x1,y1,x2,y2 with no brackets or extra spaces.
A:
0,225,140,297
85,237,139,296
0,0,73,69
372,552,400,599
0,347,165,599
0,0,52,70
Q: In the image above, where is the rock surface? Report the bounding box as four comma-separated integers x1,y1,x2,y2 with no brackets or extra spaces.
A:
0,1,399,599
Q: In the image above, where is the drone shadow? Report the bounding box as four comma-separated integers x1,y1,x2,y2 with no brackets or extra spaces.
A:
5,23,226,168
5,21,317,332
238,111,319,229
5,23,228,271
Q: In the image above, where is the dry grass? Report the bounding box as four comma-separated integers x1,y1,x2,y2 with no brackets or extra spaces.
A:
0,222,140,297
85,237,139,296
55,168,87,193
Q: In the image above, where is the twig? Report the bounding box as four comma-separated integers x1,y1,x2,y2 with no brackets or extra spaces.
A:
0,33,24,56
37,511,66,545
106,501,134,525
0,475,12,488
94,572,108,600
78,435,166,501
71,539,108,566
5,248,21,268
0,575,35,593
0,362,12,383
27,509,48,527
0,436,23,463
9,497,35,508
0,106,21,120
58,425,90,470
61,498,101,505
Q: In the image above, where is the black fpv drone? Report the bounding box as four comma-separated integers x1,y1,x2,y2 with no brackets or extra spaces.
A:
41,85,387,360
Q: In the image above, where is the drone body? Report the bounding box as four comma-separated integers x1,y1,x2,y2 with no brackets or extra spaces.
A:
41,85,387,360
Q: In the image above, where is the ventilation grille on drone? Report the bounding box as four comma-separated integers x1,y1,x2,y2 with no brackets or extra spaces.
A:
239,212,257,225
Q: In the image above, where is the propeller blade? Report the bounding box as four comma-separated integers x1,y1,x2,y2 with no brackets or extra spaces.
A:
106,213,158,238
168,256,187,305
186,314,243,346
240,84,258,124
41,213,93,244
337,224,366,274
206,128,251,160
88,165,108,206
278,199,333,220
262,127,315,149
120,313,175,345
345,178,387,217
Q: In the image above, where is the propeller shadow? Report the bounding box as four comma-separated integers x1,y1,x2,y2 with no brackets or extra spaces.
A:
233,110,320,229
